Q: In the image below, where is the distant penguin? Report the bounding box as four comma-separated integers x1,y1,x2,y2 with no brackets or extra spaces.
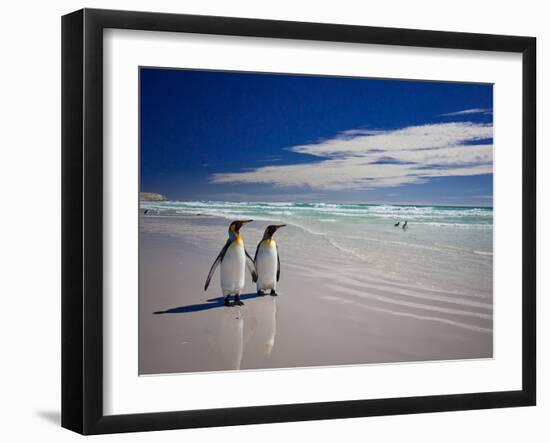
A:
204,220,257,306
254,224,286,297
403,220,408,230
394,221,400,227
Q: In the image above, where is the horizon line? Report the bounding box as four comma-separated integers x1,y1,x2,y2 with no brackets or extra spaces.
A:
140,196,493,209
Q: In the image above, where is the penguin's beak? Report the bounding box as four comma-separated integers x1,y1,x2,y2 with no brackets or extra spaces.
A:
275,224,286,229
236,220,253,231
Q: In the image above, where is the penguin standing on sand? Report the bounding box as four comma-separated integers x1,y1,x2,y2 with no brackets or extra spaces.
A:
204,220,257,306
394,221,400,227
402,220,408,230
254,224,286,297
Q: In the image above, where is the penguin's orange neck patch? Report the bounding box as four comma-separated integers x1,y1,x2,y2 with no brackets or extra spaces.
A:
234,234,243,245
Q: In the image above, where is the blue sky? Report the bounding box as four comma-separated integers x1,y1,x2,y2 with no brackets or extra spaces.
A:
140,68,493,206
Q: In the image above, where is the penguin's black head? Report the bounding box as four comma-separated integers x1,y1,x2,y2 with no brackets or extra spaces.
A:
263,224,286,239
229,219,253,234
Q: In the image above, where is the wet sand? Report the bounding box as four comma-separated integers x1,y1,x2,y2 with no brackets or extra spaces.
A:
139,215,492,375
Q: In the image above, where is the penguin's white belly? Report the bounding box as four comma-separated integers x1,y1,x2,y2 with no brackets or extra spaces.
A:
256,242,278,290
220,242,246,294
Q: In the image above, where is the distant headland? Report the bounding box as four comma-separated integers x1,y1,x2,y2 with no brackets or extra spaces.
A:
140,192,167,201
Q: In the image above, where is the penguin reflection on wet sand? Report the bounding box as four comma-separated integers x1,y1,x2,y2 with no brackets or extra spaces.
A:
204,220,257,307
255,224,286,297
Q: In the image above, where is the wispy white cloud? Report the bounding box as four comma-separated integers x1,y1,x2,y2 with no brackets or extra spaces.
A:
440,108,492,117
209,122,493,191
257,155,282,163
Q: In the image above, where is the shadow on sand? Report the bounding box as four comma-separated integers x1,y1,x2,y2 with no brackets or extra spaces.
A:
154,292,260,314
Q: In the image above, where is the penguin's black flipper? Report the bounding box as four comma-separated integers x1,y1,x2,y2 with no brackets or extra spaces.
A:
276,243,281,282
245,249,258,282
204,240,231,290
254,240,262,262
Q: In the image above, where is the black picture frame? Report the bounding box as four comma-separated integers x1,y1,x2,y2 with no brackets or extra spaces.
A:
62,8,536,435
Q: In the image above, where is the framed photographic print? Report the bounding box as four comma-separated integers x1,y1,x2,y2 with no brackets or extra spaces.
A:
61,8,536,435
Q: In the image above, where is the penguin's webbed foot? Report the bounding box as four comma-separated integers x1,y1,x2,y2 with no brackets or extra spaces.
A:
270,289,278,297
233,295,244,306
224,296,232,307
257,290,265,297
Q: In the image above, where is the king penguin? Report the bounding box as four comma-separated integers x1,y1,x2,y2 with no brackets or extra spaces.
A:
204,220,257,306
254,224,286,297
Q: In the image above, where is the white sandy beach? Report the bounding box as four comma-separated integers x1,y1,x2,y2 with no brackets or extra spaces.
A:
139,211,493,375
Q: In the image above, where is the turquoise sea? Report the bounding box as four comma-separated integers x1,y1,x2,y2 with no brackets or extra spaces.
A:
140,200,492,227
